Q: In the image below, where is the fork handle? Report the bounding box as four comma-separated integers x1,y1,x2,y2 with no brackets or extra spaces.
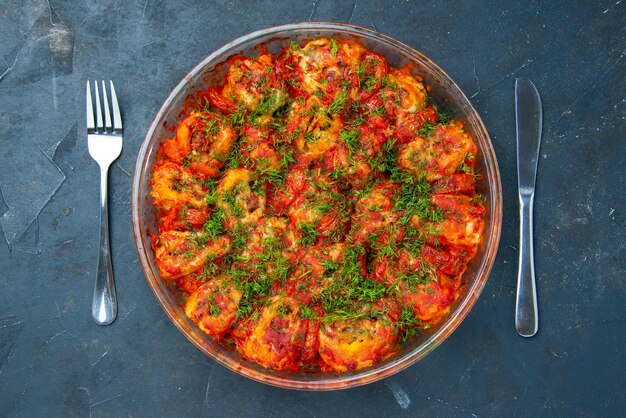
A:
92,166,118,325
515,194,538,337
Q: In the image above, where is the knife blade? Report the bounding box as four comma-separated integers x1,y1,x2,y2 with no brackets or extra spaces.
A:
515,78,542,337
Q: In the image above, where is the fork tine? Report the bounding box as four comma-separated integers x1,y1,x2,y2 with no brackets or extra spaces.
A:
101,80,112,131
86,81,95,131
94,80,103,130
109,81,123,132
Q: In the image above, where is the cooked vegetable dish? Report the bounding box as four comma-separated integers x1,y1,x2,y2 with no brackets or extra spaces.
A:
149,37,485,372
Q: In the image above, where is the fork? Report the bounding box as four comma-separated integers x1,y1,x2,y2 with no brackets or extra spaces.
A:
86,80,123,326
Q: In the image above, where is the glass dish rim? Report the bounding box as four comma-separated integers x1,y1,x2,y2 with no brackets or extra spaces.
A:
131,21,502,391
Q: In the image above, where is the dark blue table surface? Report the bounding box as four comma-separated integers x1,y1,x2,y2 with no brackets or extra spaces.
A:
1,1,624,416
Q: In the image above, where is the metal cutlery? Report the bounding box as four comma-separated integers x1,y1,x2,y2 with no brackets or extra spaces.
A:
86,80,123,326
515,78,542,337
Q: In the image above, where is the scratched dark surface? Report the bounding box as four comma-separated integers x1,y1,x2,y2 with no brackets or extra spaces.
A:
1,0,624,417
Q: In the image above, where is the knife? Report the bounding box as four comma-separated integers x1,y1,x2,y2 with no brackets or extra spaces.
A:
515,78,542,337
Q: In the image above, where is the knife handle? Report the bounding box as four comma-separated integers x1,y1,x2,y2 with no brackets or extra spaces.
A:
516,194,538,337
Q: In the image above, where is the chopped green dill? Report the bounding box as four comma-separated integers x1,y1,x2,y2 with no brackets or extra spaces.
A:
352,181,375,199
320,259,340,276
370,231,398,257
223,189,244,218
397,264,436,288
200,97,213,113
304,131,317,143
234,272,273,318
188,231,210,248
299,305,318,319
402,226,426,256
330,38,339,56
254,90,286,117
225,140,241,169
316,201,333,214
396,308,421,342
381,74,398,90
202,118,219,136
327,90,349,114
275,302,292,318
280,148,296,168
368,105,387,118
181,249,194,259
298,222,318,246
438,110,453,124
229,105,247,127
392,176,440,225
347,111,366,126
417,122,437,137
209,303,221,316
203,207,226,238
370,138,397,173
228,223,249,252
171,180,184,192
356,58,382,89
340,129,360,155
200,262,220,281
470,194,485,204
329,167,348,181
255,166,286,186
314,244,388,322
459,161,472,174
363,74,378,92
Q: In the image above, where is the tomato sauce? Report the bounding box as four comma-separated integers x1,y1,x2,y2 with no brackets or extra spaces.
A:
148,37,485,372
